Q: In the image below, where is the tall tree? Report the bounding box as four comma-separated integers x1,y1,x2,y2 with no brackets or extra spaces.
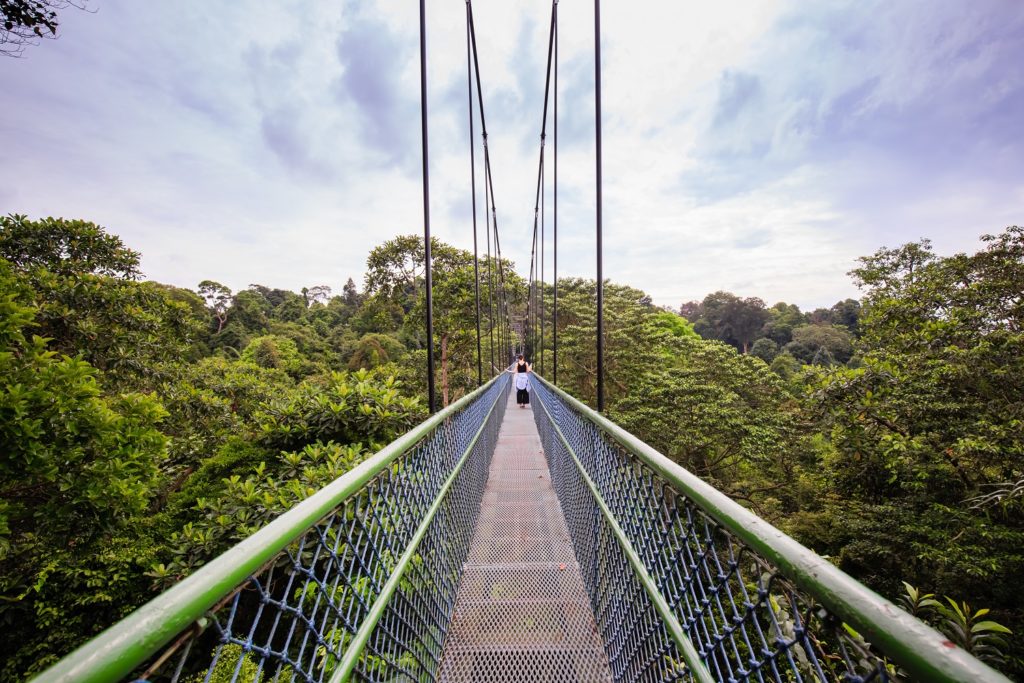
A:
198,280,232,333
784,324,854,364
0,214,140,278
363,235,521,404
830,298,861,335
692,291,769,353
301,285,331,307
762,302,804,346
0,259,168,678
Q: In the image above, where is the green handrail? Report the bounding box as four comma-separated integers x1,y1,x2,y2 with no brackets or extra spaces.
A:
532,388,715,683
532,374,1010,683
33,373,505,683
331,376,505,683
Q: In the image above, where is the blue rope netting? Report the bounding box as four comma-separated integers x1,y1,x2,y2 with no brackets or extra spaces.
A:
530,380,891,683
141,376,509,683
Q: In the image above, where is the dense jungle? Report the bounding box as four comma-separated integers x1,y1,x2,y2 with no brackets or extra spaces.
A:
1,215,1021,680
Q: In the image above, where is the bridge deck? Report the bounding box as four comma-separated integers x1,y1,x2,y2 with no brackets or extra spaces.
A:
438,390,612,682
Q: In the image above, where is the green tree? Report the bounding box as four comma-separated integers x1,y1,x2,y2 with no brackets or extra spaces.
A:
614,335,804,508
761,302,805,346
155,356,292,481
797,227,1024,674
240,334,303,374
346,333,406,370
649,309,698,339
256,368,423,451
343,277,362,308
0,216,203,388
212,288,272,353
750,337,778,363
198,280,232,334
0,214,140,277
691,291,769,353
549,278,658,408
830,298,861,335
768,351,801,380
363,235,520,404
0,260,168,678
783,324,854,364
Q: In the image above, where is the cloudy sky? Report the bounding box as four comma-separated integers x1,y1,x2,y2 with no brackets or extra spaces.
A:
1,0,1022,309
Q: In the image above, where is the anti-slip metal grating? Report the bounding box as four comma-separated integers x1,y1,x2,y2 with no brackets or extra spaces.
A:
129,376,509,683
530,379,893,683
438,393,613,682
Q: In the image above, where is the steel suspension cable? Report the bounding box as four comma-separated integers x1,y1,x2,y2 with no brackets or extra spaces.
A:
481,143,505,361
527,225,533,358
482,138,508,363
485,148,495,372
465,3,482,387
540,150,545,374
594,0,605,412
418,0,436,413
468,0,512,367
492,208,511,363
553,2,558,384
533,181,540,359
525,0,558,371
527,155,540,361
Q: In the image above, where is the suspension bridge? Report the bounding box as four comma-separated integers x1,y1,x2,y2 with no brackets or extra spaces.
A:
33,1,1011,682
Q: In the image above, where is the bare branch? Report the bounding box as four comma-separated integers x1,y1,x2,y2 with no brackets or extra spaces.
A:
1,0,90,57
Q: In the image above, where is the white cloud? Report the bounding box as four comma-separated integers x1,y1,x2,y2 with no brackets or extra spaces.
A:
0,0,1021,310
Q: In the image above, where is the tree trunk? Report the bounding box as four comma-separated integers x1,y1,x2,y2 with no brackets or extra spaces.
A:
441,333,450,407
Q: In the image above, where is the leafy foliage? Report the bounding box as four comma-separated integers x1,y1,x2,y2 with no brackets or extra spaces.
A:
0,215,141,277
0,1,89,57
0,259,168,679
241,334,303,374
362,235,523,404
614,335,802,502
256,369,423,450
784,324,853,364
344,332,406,370
2,213,1022,680
0,215,205,388
158,441,370,582
900,583,1013,666
790,227,1024,674
686,290,769,353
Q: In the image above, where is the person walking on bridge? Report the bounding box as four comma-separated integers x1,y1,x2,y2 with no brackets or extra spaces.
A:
508,354,532,408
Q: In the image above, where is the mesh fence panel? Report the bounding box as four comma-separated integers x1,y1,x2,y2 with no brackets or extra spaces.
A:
137,376,509,683
530,379,892,683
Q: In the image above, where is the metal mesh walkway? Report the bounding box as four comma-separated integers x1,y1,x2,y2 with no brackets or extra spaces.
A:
438,391,612,682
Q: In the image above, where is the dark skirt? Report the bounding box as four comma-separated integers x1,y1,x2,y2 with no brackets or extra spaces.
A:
516,388,530,405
